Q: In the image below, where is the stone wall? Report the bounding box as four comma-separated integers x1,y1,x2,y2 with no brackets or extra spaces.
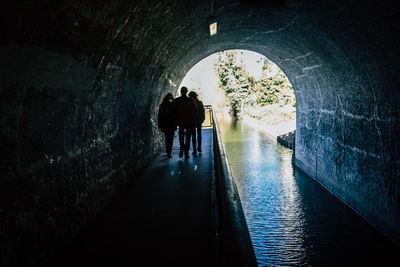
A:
0,1,167,265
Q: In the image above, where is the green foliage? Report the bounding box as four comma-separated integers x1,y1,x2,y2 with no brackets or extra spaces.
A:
214,50,295,116
214,50,255,114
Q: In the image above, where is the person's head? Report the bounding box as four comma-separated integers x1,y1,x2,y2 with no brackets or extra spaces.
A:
163,93,174,102
180,86,188,96
188,91,198,98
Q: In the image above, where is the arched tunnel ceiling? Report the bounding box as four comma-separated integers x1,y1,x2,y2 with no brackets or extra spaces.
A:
0,1,399,265
84,0,400,128
106,0,399,94
3,0,398,99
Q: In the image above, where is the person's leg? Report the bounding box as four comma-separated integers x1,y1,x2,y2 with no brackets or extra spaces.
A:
165,130,174,157
184,126,193,158
178,126,184,157
196,124,202,152
192,126,197,155
164,132,169,154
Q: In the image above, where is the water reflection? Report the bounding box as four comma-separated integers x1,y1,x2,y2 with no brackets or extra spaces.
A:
216,114,399,266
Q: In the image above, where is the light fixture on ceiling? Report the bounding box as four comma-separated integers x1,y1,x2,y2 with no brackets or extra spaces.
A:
209,18,217,36
209,0,217,36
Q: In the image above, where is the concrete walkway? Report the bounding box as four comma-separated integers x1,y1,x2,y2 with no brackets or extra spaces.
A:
48,129,215,267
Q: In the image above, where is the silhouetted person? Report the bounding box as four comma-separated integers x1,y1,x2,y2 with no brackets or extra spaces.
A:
173,87,197,159
189,91,205,155
158,93,177,158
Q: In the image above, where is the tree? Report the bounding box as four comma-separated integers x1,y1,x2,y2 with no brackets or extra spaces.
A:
214,50,255,116
214,50,295,117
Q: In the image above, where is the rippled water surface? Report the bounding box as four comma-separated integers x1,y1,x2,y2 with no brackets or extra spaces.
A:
217,115,399,266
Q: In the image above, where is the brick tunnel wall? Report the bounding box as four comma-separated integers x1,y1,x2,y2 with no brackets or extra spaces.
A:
0,0,399,266
0,1,174,265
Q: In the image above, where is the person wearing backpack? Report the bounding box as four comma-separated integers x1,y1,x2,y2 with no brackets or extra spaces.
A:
172,87,198,159
158,93,177,158
188,91,205,155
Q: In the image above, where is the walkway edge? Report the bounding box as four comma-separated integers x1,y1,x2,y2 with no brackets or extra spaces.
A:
212,111,258,267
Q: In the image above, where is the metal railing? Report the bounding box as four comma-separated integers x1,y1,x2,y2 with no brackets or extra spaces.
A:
203,104,214,128
210,107,258,267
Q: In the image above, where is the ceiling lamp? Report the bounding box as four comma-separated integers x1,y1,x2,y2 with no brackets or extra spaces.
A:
209,18,217,36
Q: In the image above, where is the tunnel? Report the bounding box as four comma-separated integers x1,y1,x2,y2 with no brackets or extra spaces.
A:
1,0,399,265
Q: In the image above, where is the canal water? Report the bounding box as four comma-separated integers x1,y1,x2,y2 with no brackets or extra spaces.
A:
216,114,399,266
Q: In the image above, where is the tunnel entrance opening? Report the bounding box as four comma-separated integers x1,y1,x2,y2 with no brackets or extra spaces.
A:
178,49,296,140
